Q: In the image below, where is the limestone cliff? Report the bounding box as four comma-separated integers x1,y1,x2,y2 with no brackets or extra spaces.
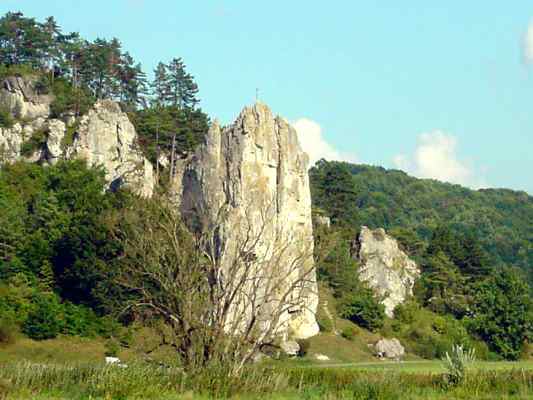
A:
1,76,319,340
353,226,420,317
176,103,319,340
0,77,154,196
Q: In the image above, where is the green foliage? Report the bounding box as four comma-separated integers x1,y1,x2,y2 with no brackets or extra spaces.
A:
385,302,485,360
0,64,36,80
1,361,533,399
465,268,532,360
341,326,359,341
337,289,385,332
104,337,121,357
0,160,133,341
310,160,533,287
0,106,14,128
23,292,64,340
60,120,79,150
152,58,200,109
0,317,17,345
314,224,385,333
20,128,47,156
49,78,95,117
415,251,469,317
132,104,209,163
317,313,334,333
441,344,476,386
311,159,533,360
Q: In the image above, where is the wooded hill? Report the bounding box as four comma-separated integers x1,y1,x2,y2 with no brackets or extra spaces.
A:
310,160,533,286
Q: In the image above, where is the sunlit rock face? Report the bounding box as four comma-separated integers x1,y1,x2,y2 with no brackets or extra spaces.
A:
1,79,318,340
0,77,154,196
177,103,320,340
353,226,420,317
0,76,52,120
65,100,154,197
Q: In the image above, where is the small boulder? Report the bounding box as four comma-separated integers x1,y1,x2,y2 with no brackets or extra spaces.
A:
105,356,127,368
280,340,300,356
314,353,330,361
374,338,404,360
105,356,121,365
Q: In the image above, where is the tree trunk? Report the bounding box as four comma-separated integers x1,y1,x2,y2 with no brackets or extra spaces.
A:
169,133,176,181
155,123,160,181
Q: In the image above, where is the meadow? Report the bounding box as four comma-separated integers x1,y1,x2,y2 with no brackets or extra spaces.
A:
1,354,532,399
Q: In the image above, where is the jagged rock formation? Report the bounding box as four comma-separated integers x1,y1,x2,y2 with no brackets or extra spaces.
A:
0,76,51,120
65,100,154,197
1,76,319,340
0,77,154,196
176,103,320,340
353,226,420,317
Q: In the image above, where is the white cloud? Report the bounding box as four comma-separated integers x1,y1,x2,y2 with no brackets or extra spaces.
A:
291,118,356,167
393,131,485,188
523,20,533,65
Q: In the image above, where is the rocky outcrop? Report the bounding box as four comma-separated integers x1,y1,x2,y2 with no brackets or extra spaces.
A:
353,226,420,317
281,340,300,356
66,100,154,197
0,77,154,196
0,76,52,120
1,76,318,340
176,103,319,340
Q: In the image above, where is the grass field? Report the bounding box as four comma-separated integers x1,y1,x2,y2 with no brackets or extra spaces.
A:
301,360,533,373
1,335,532,399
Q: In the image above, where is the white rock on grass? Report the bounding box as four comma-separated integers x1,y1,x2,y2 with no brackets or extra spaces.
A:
374,338,405,360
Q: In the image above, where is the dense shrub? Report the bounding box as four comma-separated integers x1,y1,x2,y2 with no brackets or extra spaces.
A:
0,107,14,128
23,292,64,340
337,289,385,332
49,78,95,118
0,318,17,345
20,128,47,156
341,326,358,341
465,268,532,360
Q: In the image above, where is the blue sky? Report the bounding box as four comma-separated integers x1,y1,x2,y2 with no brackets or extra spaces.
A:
3,1,533,193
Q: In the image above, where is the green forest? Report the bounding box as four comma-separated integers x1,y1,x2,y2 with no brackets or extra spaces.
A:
310,160,532,359
0,11,209,174
0,10,531,376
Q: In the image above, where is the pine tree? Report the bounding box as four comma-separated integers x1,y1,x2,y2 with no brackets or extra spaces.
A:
39,260,55,292
152,62,170,106
166,58,200,109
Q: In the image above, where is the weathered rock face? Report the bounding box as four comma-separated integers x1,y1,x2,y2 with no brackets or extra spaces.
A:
353,226,420,317
177,103,319,340
66,100,154,197
1,78,318,340
0,77,154,196
0,76,52,120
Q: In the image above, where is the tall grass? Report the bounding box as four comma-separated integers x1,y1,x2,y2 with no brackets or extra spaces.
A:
0,361,532,399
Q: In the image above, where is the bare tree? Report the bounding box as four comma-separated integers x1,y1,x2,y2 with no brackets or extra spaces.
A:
116,195,322,375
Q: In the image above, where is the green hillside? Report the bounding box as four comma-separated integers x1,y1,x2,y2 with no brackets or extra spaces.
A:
309,159,533,285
